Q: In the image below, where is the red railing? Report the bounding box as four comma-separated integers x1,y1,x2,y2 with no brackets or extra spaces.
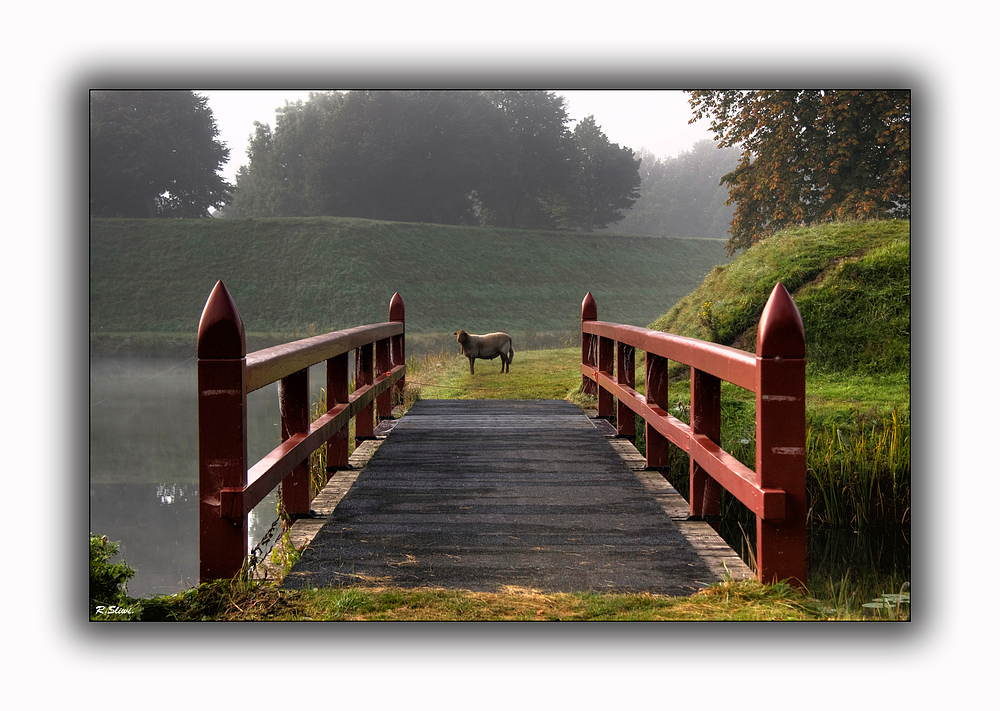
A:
581,282,807,587
197,280,405,582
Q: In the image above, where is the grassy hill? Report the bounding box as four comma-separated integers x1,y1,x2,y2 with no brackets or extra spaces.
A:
89,217,729,356
649,220,910,378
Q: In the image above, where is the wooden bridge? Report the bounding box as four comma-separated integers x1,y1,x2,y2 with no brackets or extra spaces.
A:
279,399,748,595
196,281,806,593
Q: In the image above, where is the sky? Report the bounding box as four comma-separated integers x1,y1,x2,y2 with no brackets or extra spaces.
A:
199,89,718,185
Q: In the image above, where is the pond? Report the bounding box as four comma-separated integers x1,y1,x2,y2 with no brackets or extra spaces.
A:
90,357,327,597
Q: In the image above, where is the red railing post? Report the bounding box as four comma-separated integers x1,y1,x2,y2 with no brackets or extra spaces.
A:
326,352,349,475
644,354,670,469
616,341,636,439
279,368,311,515
196,285,406,583
197,281,249,582
689,368,722,530
581,293,597,396
755,282,807,587
597,335,615,418
389,292,405,398
376,336,392,420
355,342,374,445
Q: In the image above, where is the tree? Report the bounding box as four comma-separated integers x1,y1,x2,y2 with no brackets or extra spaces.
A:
225,89,642,232
308,90,495,224
227,91,346,217
230,90,494,224
90,90,232,217
687,90,910,253
557,115,641,231
474,90,576,229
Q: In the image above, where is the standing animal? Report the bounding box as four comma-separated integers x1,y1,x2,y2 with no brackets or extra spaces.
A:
455,329,514,374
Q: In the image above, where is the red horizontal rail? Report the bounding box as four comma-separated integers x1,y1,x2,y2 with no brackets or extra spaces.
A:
246,322,404,393
198,281,406,582
221,364,405,518
580,284,806,587
581,364,786,520
582,321,758,392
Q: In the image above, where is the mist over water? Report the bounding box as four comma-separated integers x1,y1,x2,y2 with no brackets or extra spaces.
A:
90,357,327,597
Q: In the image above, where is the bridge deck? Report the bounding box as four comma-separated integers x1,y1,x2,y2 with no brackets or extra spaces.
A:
280,399,750,596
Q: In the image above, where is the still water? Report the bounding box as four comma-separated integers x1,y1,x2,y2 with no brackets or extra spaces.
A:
90,357,327,597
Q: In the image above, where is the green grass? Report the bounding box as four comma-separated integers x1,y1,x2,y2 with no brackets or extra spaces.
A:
90,216,728,356
405,346,587,401
127,576,849,622
101,548,905,621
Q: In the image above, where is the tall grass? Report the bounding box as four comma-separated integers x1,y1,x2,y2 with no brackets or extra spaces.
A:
807,410,910,530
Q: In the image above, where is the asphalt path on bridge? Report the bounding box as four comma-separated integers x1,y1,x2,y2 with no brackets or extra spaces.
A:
281,399,719,596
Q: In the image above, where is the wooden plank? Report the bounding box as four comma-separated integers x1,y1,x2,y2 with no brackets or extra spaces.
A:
280,400,753,594
596,429,753,582
251,440,380,582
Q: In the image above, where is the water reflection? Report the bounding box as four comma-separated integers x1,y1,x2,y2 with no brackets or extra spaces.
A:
808,525,911,590
89,357,325,598
719,512,910,599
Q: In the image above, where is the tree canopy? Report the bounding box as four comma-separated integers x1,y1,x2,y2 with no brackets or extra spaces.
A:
472,90,576,229
90,90,232,218
687,90,910,253
559,115,642,232
226,90,641,232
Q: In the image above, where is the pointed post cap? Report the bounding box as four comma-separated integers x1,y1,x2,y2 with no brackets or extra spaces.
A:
389,292,405,323
582,292,597,321
197,280,246,359
756,282,805,358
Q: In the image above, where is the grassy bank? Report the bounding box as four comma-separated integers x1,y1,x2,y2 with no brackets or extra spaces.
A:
90,216,728,356
644,220,910,531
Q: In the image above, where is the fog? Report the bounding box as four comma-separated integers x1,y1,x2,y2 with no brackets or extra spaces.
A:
200,90,718,186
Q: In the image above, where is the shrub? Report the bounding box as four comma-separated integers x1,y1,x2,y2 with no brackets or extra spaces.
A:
90,534,136,607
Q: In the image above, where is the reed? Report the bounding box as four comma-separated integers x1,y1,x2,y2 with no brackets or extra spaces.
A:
806,410,910,530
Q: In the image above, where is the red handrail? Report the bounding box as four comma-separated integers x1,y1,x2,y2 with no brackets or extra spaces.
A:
197,281,405,582
581,283,806,587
